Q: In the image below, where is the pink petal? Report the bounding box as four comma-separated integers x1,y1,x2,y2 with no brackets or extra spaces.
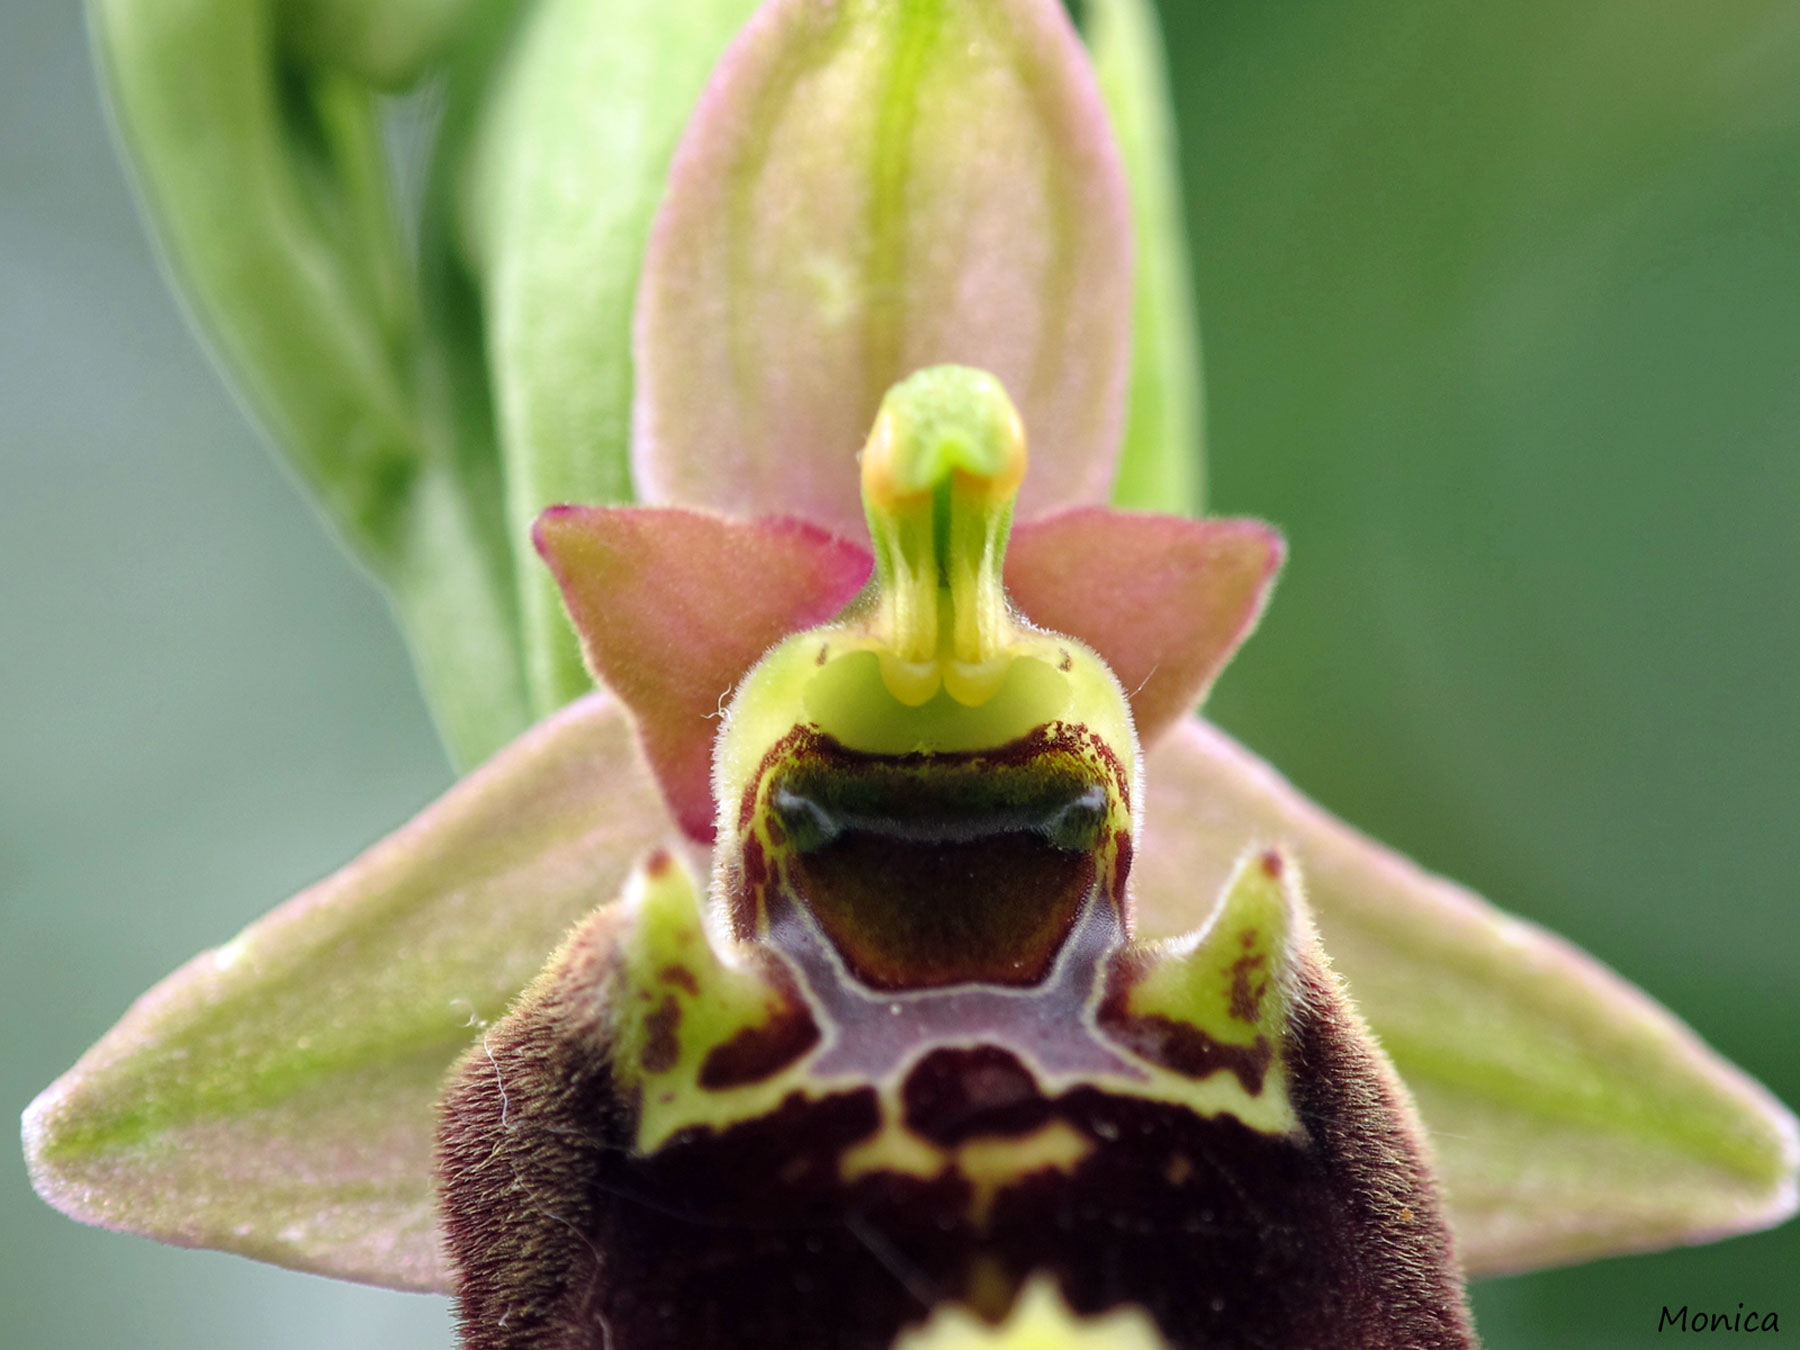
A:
1006,509,1283,745
23,694,672,1292
632,0,1132,538
534,506,872,841
1134,717,1800,1275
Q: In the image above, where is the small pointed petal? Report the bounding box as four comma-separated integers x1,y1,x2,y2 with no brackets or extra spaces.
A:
534,506,872,842
633,0,1132,538
22,693,670,1292
1006,510,1283,745
1133,717,1800,1275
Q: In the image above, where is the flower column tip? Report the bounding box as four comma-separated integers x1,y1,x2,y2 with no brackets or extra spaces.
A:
860,365,1029,707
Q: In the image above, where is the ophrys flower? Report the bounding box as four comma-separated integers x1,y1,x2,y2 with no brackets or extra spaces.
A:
23,0,1796,1344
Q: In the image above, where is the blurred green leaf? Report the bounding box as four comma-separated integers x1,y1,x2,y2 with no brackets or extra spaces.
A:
280,0,481,87
89,0,425,559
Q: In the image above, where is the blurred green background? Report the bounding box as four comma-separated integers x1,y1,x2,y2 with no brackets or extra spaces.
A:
3,0,1795,1345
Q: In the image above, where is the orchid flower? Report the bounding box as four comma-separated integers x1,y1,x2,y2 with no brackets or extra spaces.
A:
25,0,1797,1345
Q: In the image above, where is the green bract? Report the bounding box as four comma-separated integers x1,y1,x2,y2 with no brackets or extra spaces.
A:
25,0,1798,1342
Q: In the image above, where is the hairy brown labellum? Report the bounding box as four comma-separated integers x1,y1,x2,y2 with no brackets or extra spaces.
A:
437,844,1474,1349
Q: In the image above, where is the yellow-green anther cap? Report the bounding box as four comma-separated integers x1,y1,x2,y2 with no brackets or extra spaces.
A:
861,366,1028,706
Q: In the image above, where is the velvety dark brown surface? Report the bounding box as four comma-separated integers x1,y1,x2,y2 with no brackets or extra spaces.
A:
793,831,1096,988
438,906,1474,1349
